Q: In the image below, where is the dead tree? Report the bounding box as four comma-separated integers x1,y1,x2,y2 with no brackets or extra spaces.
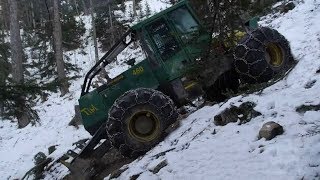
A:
89,0,99,62
52,0,69,96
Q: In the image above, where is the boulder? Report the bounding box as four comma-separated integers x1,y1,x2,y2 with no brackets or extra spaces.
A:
259,121,284,140
214,102,261,126
281,2,296,13
69,105,82,127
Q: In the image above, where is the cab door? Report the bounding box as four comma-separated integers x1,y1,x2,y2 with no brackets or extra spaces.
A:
144,18,190,82
167,5,211,61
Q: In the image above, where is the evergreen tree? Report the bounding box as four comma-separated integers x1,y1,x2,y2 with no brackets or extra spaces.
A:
138,2,144,21
61,1,86,51
21,0,83,88
9,0,31,128
145,1,152,17
0,33,10,117
95,0,127,51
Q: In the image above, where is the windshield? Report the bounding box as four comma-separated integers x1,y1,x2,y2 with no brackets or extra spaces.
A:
168,6,199,34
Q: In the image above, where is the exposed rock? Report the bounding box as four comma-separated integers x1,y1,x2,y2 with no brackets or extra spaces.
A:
268,1,296,14
22,152,53,179
316,67,320,74
305,80,316,89
256,0,278,7
296,104,320,114
280,2,296,13
259,121,284,140
130,173,142,180
150,160,168,174
109,167,129,179
48,145,57,154
152,148,176,159
69,105,82,127
214,102,262,126
34,152,47,165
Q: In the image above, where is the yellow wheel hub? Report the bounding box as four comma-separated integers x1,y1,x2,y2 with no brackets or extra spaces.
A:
128,111,160,142
266,43,284,67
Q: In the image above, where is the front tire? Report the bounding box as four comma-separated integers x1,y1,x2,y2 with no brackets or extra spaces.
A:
106,88,178,158
234,27,293,83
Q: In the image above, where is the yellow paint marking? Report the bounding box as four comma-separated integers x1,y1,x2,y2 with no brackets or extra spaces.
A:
81,104,99,116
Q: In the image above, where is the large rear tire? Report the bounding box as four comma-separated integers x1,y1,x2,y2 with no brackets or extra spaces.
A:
234,27,293,83
106,88,178,158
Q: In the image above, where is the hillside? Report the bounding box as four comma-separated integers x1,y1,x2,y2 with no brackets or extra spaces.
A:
108,0,320,179
0,0,319,179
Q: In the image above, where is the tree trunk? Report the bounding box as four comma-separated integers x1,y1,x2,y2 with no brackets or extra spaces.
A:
73,0,80,15
0,0,9,30
89,0,99,62
9,0,30,128
81,0,89,15
30,1,36,29
89,0,109,82
53,0,69,96
133,0,137,17
108,4,115,45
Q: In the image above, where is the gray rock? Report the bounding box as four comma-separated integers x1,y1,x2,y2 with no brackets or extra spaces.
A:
69,105,82,127
281,2,296,13
48,145,57,154
214,102,261,126
150,160,168,174
296,104,320,114
130,173,141,180
109,167,129,179
259,121,284,140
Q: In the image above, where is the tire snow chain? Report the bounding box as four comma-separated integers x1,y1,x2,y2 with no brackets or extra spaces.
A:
107,88,176,155
233,28,276,82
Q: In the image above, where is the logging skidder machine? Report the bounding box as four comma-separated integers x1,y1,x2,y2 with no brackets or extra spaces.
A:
62,0,293,178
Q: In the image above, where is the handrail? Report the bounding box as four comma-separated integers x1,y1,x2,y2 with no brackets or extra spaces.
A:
81,30,134,96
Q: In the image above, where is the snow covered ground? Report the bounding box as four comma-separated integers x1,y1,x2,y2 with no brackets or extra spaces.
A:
0,0,319,179
110,0,320,179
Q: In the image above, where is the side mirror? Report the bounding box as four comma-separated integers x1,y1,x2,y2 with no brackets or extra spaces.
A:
245,17,260,30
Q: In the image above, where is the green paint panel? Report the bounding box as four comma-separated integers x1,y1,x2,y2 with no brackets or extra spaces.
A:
79,60,159,132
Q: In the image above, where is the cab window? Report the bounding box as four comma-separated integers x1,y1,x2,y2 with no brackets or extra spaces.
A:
146,18,180,60
168,6,199,42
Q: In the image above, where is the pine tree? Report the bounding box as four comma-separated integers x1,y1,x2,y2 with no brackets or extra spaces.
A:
145,1,152,17
0,33,10,117
95,0,127,51
9,0,31,128
132,0,137,17
61,0,86,51
138,2,144,21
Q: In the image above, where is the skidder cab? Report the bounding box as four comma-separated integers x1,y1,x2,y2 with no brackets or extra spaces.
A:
66,0,293,178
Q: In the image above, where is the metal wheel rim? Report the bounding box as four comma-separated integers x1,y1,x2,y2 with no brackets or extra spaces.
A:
265,43,285,68
128,111,160,142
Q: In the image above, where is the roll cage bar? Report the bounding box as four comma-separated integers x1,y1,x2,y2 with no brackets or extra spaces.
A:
81,30,136,96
